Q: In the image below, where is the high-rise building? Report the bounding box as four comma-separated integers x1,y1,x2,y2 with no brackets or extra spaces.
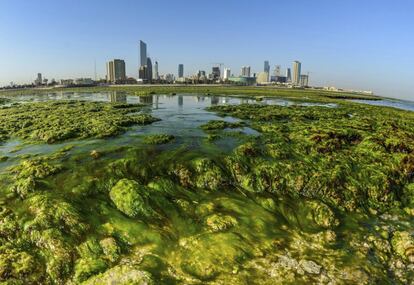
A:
300,74,309,87
153,61,159,80
140,40,147,68
146,57,153,82
139,66,147,80
274,65,281,76
212,66,221,80
223,68,231,80
286,68,292,83
178,64,184,78
106,59,126,83
264,61,270,73
35,73,42,85
292,61,301,85
241,66,251,77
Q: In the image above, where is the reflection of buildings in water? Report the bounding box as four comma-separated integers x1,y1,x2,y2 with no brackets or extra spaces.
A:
154,95,159,109
240,99,249,104
211,96,219,105
109,92,127,103
139,95,154,104
196,96,205,102
178,95,183,107
222,97,229,104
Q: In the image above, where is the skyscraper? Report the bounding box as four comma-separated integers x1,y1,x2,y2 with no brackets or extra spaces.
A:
212,66,221,80
286,68,292,83
264,61,270,82
106,59,126,83
223,68,231,80
140,41,147,68
178,64,184,78
292,61,302,85
241,66,251,77
139,41,147,80
264,61,270,73
153,61,159,80
146,57,153,82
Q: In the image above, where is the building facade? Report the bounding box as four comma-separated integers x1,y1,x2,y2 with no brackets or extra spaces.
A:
178,64,184,78
300,74,309,87
286,68,292,83
153,61,159,80
106,59,126,83
292,61,301,85
241,66,251,77
212,66,221,80
223,68,231,80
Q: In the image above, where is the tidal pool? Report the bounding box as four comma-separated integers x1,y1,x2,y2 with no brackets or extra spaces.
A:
0,91,413,284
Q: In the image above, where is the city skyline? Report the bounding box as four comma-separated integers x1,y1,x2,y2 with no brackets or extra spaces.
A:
0,0,413,99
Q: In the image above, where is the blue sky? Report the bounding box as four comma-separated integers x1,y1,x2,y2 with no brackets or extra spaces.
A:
0,0,413,100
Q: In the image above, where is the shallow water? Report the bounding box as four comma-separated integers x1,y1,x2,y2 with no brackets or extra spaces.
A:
351,98,414,111
0,92,337,168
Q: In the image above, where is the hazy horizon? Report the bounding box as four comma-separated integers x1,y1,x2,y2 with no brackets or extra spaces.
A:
1,0,413,100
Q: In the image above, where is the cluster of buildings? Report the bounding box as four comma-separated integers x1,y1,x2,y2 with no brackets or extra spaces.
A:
25,40,311,88
104,40,311,87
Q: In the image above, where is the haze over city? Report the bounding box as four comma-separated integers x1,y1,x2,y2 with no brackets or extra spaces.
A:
1,0,413,100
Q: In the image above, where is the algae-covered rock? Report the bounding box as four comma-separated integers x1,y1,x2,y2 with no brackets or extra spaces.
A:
178,233,251,281
391,231,414,263
0,101,159,144
142,134,175,145
0,247,43,284
192,158,225,190
82,264,154,285
74,258,108,283
306,200,339,228
100,237,121,262
205,214,238,232
109,179,152,218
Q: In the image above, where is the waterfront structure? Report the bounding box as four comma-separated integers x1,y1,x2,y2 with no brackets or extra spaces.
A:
178,64,184,78
241,66,251,77
228,76,256,85
106,59,126,83
286,68,292,83
223,68,231,80
292,61,301,85
212,66,221,80
256,72,270,84
300,74,309,87
153,61,159,80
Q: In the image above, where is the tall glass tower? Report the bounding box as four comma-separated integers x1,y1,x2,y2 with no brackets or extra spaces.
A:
293,61,302,85
140,40,147,68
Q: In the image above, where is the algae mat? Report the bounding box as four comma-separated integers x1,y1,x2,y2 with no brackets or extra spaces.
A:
0,93,413,284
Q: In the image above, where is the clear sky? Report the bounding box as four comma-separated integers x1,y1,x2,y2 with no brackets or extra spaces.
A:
0,0,413,100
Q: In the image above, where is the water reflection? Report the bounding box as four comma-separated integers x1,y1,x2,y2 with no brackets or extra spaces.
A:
140,95,154,104
211,96,219,105
109,92,127,103
178,95,183,107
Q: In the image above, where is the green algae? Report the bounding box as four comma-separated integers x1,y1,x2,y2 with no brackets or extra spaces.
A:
200,120,246,131
142,134,175,145
0,100,159,144
0,91,413,284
